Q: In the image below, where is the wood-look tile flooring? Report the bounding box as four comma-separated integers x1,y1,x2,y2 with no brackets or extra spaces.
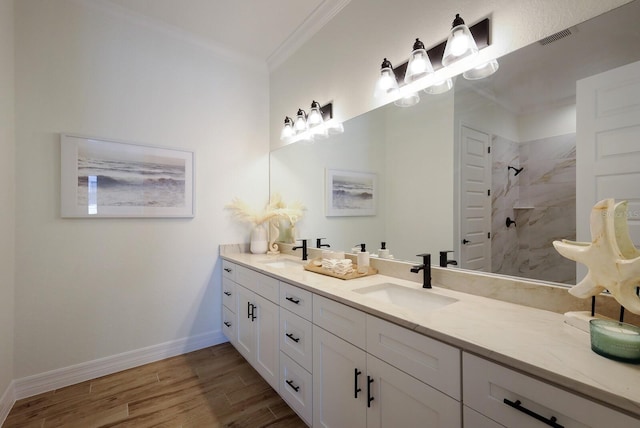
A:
4,342,306,427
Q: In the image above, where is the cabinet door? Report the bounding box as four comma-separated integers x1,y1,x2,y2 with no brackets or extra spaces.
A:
463,406,504,428
313,326,367,428
253,293,280,391
235,285,255,362
366,355,461,428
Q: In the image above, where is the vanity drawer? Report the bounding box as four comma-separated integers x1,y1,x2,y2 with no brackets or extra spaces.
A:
222,305,236,344
280,352,313,426
313,294,366,349
235,265,279,303
222,278,236,311
280,281,312,321
366,315,460,400
280,308,313,372
222,260,236,281
463,352,639,428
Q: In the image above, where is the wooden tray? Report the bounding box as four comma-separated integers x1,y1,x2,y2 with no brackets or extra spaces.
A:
303,258,378,280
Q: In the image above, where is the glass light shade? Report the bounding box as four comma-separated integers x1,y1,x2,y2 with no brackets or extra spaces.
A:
280,116,294,141
294,109,308,132
308,100,324,126
394,91,420,107
442,14,479,67
424,77,454,95
405,39,434,84
375,58,400,97
463,59,499,80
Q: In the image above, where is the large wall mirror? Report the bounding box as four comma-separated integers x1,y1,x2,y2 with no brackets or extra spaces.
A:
270,0,640,285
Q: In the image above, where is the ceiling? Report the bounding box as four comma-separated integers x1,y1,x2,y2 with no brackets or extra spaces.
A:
104,0,348,68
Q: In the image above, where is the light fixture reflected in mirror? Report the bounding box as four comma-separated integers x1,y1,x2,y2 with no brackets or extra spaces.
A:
375,58,400,97
394,91,420,107
405,38,434,84
463,59,499,80
424,77,454,94
442,14,479,67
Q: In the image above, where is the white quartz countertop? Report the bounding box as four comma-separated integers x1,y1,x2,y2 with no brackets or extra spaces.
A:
221,252,640,418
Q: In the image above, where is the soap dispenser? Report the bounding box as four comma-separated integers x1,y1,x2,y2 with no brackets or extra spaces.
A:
357,243,370,274
378,242,389,259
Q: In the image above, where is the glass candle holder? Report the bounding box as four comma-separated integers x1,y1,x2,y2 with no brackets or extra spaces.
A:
590,319,640,363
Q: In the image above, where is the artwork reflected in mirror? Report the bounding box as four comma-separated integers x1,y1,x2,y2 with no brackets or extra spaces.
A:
269,0,640,286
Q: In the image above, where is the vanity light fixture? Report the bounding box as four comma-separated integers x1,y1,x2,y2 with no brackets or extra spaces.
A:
280,101,343,143
280,116,294,141
374,58,400,98
404,39,434,84
442,14,479,67
294,108,308,132
307,100,324,126
374,15,497,104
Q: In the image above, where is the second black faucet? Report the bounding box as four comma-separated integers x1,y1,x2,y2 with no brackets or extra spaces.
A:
411,253,431,289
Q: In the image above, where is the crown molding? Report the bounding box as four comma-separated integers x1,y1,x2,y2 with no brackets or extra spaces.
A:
267,0,351,72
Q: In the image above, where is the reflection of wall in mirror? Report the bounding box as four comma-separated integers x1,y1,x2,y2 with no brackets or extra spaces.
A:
455,88,577,284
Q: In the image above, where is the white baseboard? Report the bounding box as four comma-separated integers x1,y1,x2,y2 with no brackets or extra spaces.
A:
0,380,16,427
14,330,227,400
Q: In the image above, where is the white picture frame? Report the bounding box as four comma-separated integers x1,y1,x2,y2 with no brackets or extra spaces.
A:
61,134,195,218
325,169,377,217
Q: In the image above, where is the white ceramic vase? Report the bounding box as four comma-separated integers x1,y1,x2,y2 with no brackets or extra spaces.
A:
250,223,268,254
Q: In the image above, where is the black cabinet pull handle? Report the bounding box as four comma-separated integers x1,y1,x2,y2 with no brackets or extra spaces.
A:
367,376,375,407
285,333,300,343
247,301,251,319
223,321,231,327
224,268,232,273
462,239,470,244
223,291,231,296
285,296,301,304
503,399,564,428
354,369,362,398
250,303,257,321
286,379,300,392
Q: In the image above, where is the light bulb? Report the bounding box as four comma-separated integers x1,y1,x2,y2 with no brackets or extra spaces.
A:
442,14,479,67
280,116,294,141
405,39,434,84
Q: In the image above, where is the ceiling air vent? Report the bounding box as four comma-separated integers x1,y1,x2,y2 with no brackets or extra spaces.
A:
538,28,573,46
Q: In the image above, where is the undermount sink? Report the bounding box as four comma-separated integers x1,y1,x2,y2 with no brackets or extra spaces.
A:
260,259,304,269
354,283,458,313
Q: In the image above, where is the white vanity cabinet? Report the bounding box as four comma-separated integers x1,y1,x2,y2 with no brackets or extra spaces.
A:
462,352,639,428
232,266,280,391
312,295,462,428
221,278,237,346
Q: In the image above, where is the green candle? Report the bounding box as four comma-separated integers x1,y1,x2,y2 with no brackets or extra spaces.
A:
590,319,640,363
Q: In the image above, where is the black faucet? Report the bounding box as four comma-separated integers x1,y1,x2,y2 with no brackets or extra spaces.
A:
293,239,308,261
410,253,431,289
316,238,330,249
439,251,458,268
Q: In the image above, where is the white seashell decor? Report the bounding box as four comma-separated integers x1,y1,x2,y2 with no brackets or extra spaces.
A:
553,199,640,315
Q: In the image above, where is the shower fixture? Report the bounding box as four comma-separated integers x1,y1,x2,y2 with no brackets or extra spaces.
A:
508,166,524,176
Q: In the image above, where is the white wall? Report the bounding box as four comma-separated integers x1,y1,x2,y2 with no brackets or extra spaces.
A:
518,104,576,142
0,0,16,408
13,0,269,379
270,0,631,150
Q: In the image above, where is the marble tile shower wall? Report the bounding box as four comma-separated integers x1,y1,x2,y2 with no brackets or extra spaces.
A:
491,133,576,284
491,135,521,277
